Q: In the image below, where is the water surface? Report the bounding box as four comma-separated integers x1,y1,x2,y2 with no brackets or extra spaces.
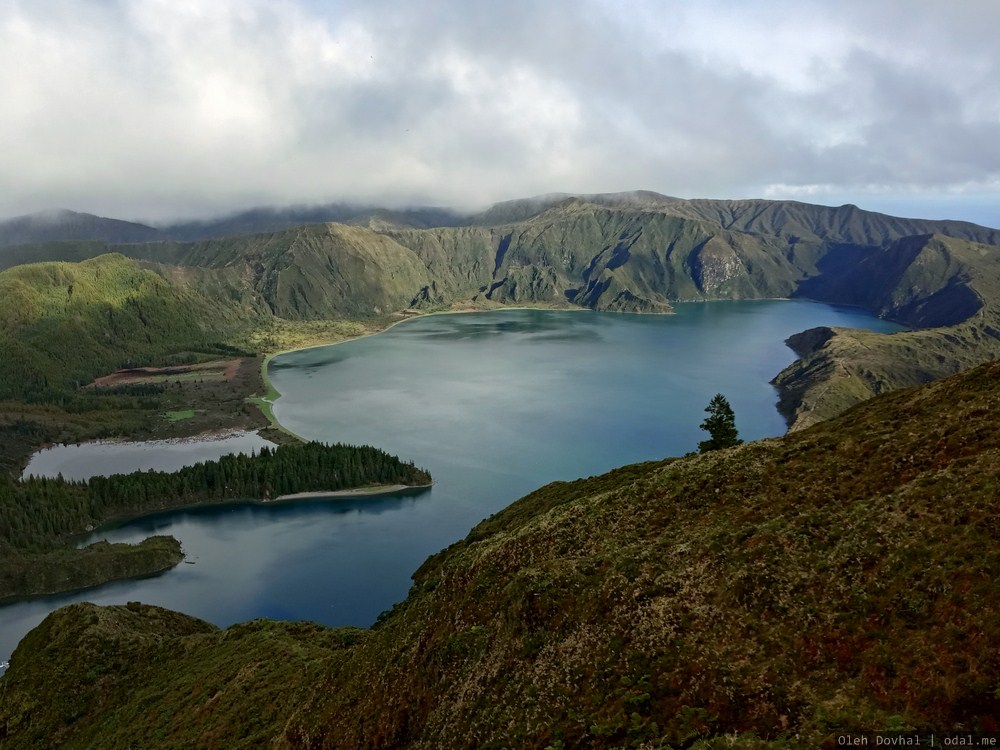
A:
0,303,902,662
22,431,275,482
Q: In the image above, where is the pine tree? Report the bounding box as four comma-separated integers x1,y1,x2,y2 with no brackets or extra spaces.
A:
698,394,742,453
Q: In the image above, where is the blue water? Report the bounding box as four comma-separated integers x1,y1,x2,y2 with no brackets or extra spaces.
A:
0,302,902,663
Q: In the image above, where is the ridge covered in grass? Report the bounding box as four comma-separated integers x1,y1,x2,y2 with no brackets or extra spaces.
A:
2,360,998,748
3,195,999,445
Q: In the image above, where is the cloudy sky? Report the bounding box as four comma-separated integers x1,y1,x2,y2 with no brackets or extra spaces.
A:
2,0,999,226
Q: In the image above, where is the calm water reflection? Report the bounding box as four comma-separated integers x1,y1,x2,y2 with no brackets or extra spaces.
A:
22,431,276,482
1,303,902,662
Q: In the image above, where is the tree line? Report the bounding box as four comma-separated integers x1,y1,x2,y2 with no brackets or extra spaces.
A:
1,442,432,554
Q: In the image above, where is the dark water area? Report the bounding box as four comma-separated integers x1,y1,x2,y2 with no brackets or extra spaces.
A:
0,303,902,663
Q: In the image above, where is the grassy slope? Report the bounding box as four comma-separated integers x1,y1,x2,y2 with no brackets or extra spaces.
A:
0,254,273,473
3,360,999,748
0,253,256,398
383,199,806,310
111,222,433,319
773,234,1000,429
2,198,999,454
0,240,430,472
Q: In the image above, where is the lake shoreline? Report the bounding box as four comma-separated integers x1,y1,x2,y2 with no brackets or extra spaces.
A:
256,298,902,440
1,301,905,666
272,483,434,502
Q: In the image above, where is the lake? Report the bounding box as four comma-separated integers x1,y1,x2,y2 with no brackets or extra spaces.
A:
0,302,903,662
21,430,276,482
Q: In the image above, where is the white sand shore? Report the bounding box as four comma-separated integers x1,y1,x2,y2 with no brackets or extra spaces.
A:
271,483,432,502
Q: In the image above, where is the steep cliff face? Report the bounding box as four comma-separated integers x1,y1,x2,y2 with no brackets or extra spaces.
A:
3,195,1000,428
3,361,1000,749
389,204,1000,428
794,234,986,328
773,233,1000,429
385,199,805,311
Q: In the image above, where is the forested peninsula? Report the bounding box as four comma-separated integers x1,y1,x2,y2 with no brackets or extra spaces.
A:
0,442,431,600
2,192,998,608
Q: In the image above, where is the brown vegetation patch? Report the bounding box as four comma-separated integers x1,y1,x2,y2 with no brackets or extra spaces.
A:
87,358,242,388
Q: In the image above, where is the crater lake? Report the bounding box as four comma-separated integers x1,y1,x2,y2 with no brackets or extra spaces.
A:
0,302,903,662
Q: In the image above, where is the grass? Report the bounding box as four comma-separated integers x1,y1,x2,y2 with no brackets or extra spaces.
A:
247,355,302,441
163,409,196,422
3,361,999,748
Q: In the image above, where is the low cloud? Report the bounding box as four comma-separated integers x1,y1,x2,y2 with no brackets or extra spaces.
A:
1,0,998,226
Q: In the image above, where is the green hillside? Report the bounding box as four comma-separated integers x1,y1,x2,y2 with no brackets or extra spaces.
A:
2,194,999,456
773,233,1000,428
383,198,801,310
165,222,433,319
0,253,261,400
0,209,162,248
0,253,275,473
2,360,998,748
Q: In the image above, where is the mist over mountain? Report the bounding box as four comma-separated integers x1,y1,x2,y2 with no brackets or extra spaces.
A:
157,203,471,241
5,192,997,247
2,190,1000,746
0,209,163,247
3,191,999,429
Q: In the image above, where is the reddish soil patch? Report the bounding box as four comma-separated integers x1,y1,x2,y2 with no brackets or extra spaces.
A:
88,358,243,388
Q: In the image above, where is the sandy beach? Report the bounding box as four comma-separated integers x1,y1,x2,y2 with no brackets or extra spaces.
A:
271,483,433,502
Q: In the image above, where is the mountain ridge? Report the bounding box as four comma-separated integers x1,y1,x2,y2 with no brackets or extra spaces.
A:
5,193,997,246
0,209,163,247
2,193,999,438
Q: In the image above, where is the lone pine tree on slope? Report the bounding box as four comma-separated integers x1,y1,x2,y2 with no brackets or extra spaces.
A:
698,393,743,453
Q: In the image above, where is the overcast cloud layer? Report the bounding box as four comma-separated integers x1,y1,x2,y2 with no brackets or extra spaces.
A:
1,0,999,225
